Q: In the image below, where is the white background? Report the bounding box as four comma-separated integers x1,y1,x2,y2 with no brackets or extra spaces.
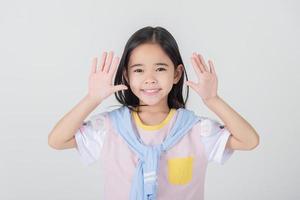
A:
0,0,299,199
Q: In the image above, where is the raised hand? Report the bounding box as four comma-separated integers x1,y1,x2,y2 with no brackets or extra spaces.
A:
186,52,218,102
87,51,128,102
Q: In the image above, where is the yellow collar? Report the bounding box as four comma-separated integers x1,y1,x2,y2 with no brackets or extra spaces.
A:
132,108,176,131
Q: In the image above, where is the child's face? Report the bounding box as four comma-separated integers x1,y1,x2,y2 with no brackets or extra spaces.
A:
125,43,183,107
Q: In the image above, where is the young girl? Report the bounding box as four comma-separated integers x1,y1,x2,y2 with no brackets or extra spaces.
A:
48,26,259,200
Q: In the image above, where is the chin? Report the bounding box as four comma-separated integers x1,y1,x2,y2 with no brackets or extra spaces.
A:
139,98,161,106
138,95,168,107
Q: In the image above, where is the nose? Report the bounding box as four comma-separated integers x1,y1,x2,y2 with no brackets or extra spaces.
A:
144,73,158,84
145,79,157,84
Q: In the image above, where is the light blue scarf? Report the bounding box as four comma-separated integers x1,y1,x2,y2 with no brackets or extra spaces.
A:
108,106,201,200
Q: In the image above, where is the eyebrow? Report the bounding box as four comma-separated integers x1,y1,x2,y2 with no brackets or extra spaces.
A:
129,63,169,68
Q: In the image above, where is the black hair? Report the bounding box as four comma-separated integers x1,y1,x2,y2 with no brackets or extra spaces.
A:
112,26,190,112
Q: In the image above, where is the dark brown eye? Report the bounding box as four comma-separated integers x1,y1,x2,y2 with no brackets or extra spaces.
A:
157,67,166,71
133,69,143,72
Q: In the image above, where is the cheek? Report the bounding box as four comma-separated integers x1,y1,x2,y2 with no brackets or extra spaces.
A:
162,74,175,85
128,78,141,91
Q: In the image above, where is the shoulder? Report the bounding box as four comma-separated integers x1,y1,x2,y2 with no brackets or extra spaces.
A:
95,105,129,127
104,105,130,116
176,108,215,137
188,114,224,137
86,110,112,131
84,106,125,130
95,105,126,118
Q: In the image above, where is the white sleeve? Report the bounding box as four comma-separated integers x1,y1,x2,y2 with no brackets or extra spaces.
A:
75,112,108,166
200,117,234,165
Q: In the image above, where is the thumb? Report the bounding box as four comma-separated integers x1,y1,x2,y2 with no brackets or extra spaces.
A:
113,85,128,93
185,81,197,90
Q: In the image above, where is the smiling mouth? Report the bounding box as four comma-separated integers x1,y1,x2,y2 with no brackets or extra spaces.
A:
141,89,161,95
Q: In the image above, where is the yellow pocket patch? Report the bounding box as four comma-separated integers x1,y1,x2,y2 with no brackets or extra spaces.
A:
167,156,193,185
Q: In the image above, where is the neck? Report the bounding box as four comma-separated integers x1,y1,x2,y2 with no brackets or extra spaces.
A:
137,102,170,114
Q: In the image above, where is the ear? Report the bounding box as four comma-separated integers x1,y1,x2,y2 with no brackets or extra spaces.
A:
173,64,183,84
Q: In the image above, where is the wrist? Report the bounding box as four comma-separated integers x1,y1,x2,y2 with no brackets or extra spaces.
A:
203,95,220,105
85,94,103,105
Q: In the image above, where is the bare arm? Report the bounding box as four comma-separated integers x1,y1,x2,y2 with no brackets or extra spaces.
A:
187,53,259,150
48,94,101,149
204,95,260,150
48,51,128,150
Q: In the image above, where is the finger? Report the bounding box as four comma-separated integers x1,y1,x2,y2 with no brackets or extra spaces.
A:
90,57,97,74
190,56,202,78
208,60,216,74
113,84,128,93
98,51,107,72
108,56,120,77
103,51,114,73
206,60,211,73
192,52,205,73
198,54,209,72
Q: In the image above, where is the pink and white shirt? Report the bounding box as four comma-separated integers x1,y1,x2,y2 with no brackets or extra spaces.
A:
75,107,234,200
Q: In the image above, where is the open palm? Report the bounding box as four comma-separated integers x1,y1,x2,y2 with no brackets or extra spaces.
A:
88,51,128,102
186,52,218,102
